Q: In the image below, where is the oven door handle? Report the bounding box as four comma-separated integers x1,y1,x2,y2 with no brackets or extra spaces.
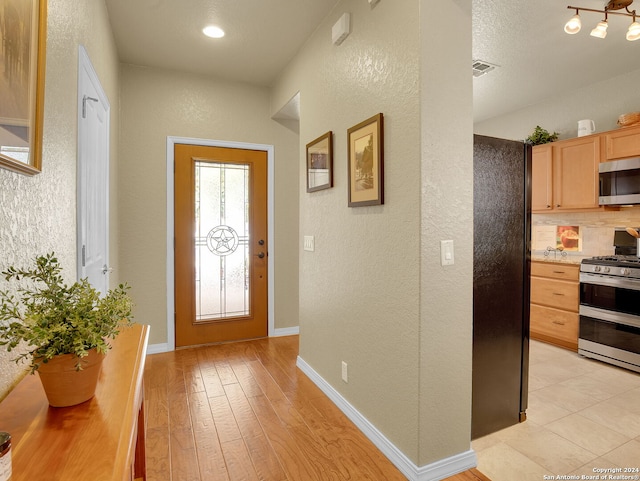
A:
580,273,640,291
580,305,640,329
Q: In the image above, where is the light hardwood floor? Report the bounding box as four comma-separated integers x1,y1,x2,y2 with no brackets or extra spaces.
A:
144,335,488,481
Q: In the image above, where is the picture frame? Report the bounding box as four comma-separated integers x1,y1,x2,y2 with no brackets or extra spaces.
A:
347,113,384,207
306,131,333,193
0,0,47,176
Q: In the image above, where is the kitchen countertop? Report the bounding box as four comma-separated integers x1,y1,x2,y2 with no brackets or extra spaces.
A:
531,253,586,265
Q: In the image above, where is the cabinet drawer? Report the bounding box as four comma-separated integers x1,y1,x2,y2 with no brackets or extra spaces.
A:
530,276,579,311
531,262,579,281
530,304,578,345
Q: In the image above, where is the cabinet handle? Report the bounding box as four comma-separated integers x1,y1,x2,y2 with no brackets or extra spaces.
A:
552,292,565,296
556,204,561,207
552,320,566,326
547,205,551,208
552,270,565,274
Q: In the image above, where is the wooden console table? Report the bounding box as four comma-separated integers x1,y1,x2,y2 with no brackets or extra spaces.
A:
0,323,149,481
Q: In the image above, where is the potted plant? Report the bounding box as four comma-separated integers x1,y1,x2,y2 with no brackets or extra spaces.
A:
0,253,132,407
525,125,559,145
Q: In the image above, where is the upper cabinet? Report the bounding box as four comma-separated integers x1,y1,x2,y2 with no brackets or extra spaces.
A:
532,136,601,213
531,144,553,211
553,136,600,211
603,124,640,161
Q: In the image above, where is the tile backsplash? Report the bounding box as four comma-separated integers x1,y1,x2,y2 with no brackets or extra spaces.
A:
532,207,640,257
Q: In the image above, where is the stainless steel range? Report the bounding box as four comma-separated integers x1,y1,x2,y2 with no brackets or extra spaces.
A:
579,254,640,373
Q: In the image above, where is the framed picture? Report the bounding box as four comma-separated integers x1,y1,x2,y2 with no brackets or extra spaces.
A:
347,113,383,207
306,131,333,193
0,0,47,176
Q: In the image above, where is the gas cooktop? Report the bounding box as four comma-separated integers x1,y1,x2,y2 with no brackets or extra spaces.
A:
581,255,640,278
582,255,640,265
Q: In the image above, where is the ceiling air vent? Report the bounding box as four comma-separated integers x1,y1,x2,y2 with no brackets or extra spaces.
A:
472,60,498,78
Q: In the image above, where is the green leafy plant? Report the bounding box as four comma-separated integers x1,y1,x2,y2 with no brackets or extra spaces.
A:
525,126,559,145
0,253,132,373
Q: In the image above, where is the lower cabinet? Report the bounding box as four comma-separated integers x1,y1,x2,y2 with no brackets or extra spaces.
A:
530,261,580,351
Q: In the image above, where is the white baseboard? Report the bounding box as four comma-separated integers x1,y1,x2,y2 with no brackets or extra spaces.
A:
146,342,170,355
416,450,478,481
145,327,300,355
296,355,477,481
272,326,300,337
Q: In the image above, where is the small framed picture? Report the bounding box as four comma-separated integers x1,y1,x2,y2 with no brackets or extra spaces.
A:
306,131,333,193
347,113,384,207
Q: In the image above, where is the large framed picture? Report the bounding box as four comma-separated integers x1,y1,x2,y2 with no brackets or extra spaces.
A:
0,0,47,176
347,113,383,207
306,131,333,193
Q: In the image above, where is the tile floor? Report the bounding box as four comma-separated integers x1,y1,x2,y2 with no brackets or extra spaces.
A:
472,340,640,481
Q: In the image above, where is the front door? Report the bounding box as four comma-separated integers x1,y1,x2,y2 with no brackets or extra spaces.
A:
174,144,268,347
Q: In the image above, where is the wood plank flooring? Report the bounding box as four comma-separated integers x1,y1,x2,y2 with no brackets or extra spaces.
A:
144,335,489,481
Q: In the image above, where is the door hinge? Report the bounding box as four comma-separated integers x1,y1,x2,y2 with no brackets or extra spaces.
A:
82,245,86,267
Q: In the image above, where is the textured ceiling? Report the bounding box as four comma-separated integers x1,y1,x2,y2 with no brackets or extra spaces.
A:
105,0,639,122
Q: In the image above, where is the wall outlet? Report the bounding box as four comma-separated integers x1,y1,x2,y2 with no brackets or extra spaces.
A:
341,361,348,383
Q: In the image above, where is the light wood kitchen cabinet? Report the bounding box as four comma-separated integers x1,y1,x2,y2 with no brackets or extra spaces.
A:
531,136,601,213
553,135,600,211
530,261,580,351
603,124,640,161
531,144,553,211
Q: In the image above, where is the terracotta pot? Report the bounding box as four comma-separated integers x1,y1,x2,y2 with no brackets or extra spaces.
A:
36,348,105,407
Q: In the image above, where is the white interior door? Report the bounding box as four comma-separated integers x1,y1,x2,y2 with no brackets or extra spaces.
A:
77,46,110,294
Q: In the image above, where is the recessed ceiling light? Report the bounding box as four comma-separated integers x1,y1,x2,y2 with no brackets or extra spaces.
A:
203,25,225,39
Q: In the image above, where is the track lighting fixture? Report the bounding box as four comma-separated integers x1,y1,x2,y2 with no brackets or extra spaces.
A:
564,10,582,33
564,0,639,41
590,17,609,38
628,19,640,39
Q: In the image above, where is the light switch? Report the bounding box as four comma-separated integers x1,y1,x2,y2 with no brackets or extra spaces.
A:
304,236,315,252
440,240,454,266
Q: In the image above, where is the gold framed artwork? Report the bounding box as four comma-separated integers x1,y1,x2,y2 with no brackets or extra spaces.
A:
0,0,47,176
306,131,333,193
347,113,384,207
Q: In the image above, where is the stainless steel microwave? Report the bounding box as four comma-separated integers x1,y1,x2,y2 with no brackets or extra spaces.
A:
599,157,640,205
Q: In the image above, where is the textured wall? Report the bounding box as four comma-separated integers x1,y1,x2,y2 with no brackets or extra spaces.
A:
474,68,640,142
419,0,474,465
272,0,476,466
272,0,423,461
0,0,120,399
118,66,300,346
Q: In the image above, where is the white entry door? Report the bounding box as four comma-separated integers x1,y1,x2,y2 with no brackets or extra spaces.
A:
77,46,110,294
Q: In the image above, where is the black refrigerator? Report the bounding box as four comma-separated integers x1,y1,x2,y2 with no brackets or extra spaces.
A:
472,134,531,440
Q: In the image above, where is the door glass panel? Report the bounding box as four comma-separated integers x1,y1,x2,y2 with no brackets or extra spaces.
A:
195,161,249,321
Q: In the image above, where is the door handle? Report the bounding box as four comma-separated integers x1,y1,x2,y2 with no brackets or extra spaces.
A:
256,252,265,259
102,265,113,275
